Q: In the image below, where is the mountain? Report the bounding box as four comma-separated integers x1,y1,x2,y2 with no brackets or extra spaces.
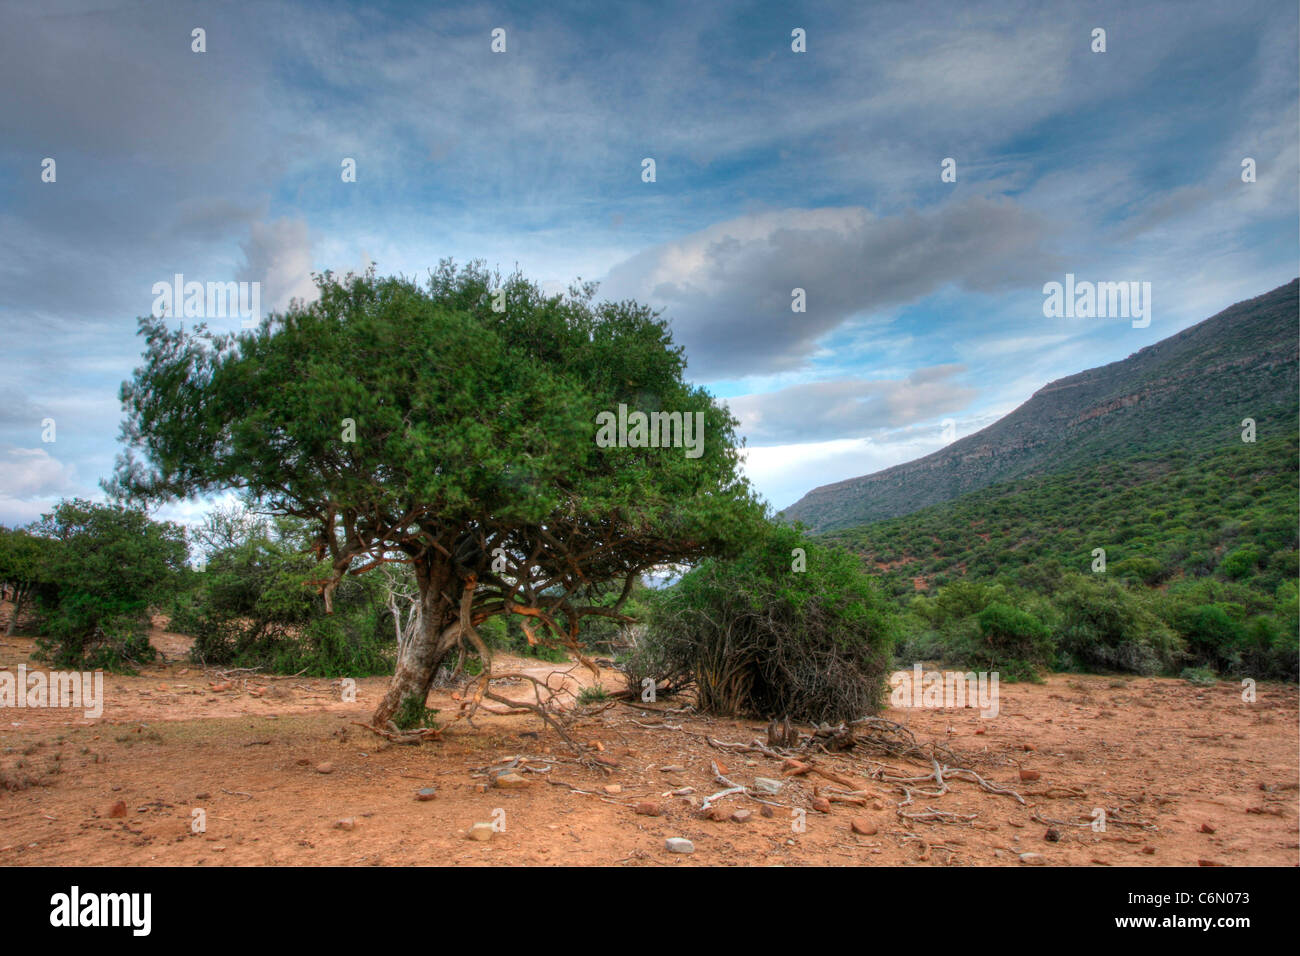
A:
781,280,1300,533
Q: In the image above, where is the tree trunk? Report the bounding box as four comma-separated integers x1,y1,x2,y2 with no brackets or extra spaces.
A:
5,589,24,637
370,556,462,727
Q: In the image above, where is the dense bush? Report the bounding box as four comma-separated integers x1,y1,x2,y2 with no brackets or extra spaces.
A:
175,511,392,676
636,524,895,723
28,499,187,670
1053,576,1184,675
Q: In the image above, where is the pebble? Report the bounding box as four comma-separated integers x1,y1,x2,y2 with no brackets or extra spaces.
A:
315,762,334,774
850,818,877,836
335,818,356,831
467,823,494,842
731,809,752,823
812,797,832,814
1018,852,1046,865
603,784,623,795
108,800,127,818
634,801,663,817
494,772,529,789
754,777,783,794
415,788,437,801
665,837,694,854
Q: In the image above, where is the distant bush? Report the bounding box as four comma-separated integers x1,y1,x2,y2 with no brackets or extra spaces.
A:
177,512,392,676
1220,544,1264,580
970,602,1054,681
1054,575,1184,675
28,499,187,671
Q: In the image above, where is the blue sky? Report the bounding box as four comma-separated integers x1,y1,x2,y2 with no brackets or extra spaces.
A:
0,0,1296,525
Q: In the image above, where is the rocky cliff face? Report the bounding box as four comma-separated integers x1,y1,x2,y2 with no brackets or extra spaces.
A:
781,279,1300,532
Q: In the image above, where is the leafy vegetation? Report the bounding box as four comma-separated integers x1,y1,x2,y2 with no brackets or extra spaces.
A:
633,523,896,722
826,433,1297,680
113,262,762,725
7,500,188,671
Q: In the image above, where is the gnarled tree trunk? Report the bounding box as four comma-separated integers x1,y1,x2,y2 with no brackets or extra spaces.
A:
371,556,464,727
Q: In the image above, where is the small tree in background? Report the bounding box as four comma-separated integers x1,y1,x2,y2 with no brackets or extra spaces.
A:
30,499,188,670
0,525,51,636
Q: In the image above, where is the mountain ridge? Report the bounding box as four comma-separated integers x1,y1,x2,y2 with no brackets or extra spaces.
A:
780,279,1300,533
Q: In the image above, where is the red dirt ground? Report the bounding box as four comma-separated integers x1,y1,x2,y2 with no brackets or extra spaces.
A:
1,619,1296,867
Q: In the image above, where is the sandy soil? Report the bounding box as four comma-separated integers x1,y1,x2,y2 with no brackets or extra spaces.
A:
1,620,1296,867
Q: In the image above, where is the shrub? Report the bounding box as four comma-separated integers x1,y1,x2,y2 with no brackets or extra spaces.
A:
641,524,895,723
970,602,1054,679
1054,575,1184,675
29,500,187,671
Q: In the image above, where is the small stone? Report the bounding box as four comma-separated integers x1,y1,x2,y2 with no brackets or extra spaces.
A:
872,800,885,810
731,809,752,823
633,801,663,817
851,818,877,836
315,762,334,774
704,806,731,822
1045,828,1061,842
494,772,529,789
760,805,775,818
1141,845,1156,855
603,784,623,795
1018,852,1046,865
195,792,210,800
1199,822,1216,834
415,788,437,801
659,765,686,773
812,797,832,814
467,823,495,842
1018,769,1040,781
108,800,127,818
665,837,694,854
335,818,356,830
754,777,783,794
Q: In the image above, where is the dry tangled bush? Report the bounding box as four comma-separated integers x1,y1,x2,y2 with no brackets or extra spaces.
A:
625,527,895,723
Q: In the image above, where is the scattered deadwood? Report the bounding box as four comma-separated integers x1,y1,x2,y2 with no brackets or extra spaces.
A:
351,721,443,744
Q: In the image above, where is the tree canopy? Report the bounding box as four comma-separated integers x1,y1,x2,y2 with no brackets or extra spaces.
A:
113,261,763,723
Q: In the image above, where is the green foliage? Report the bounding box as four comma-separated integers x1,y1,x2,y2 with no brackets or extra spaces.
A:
113,263,764,707
577,683,610,705
392,694,439,731
972,602,1054,680
1053,576,1184,675
827,433,1296,680
174,509,392,676
641,523,896,722
26,499,187,671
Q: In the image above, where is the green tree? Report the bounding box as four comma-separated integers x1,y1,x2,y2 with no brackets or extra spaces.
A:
30,499,188,669
113,263,761,725
0,526,54,636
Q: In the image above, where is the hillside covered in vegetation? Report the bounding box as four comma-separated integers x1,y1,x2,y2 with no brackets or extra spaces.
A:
824,432,1297,681
784,280,1299,532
